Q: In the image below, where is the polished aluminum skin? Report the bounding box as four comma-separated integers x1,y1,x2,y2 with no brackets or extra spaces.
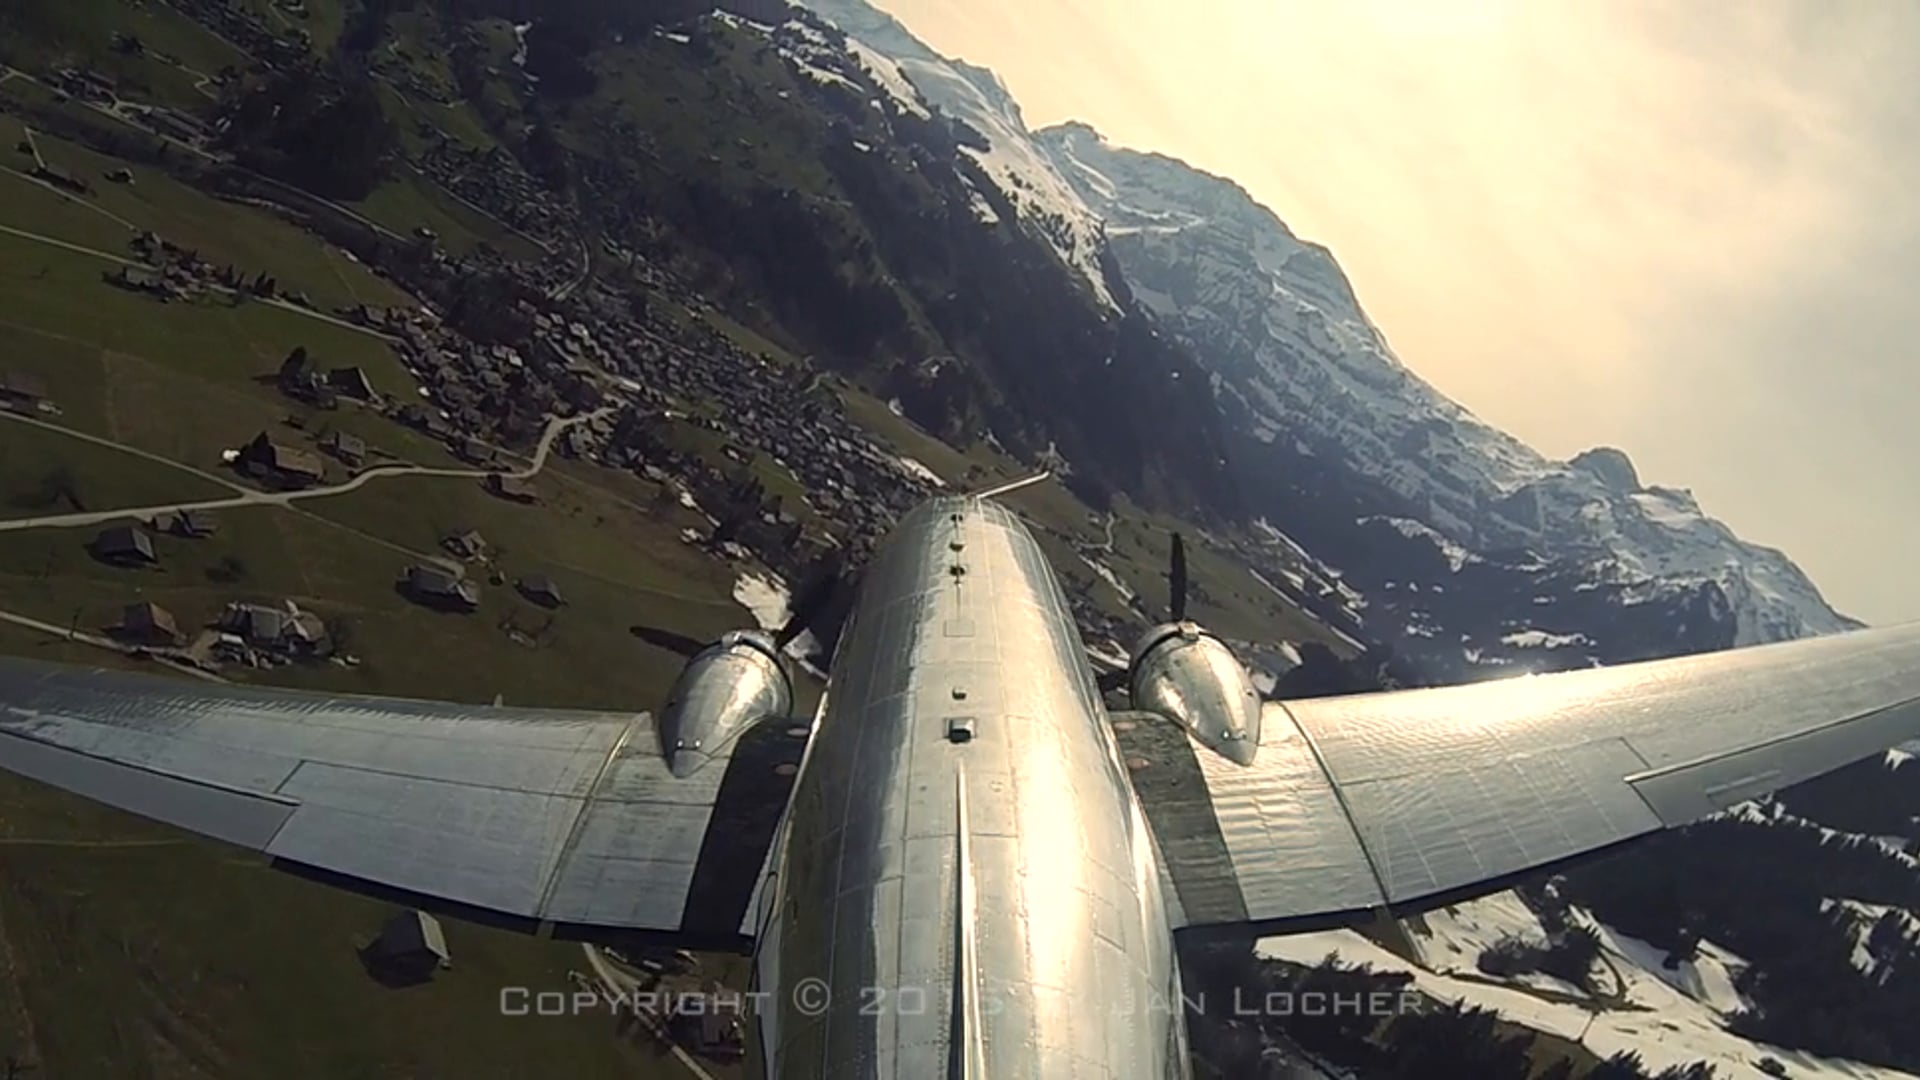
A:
1164,620,1920,934
1129,622,1264,766
660,629,793,778
0,667,737,930
754,496,1191,1079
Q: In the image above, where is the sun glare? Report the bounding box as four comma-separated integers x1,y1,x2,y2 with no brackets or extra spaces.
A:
1349,0,1516,40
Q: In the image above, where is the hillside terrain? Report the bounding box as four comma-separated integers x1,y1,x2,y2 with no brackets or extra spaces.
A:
0,0,1910,1078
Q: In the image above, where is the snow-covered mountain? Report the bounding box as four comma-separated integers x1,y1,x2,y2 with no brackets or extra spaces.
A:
1034,121,1861,655
788,0,1855,663
796,0,1120,310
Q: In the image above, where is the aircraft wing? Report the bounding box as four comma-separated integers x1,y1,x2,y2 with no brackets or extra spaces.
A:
1116,621,1920,938
0,657,804,950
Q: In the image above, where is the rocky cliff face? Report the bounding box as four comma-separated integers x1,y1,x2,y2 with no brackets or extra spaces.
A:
794,0,1857,674
1031,121,1860,673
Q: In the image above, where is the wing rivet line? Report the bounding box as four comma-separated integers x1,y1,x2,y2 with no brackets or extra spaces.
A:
949,768,984,1080
1271,700,1395,913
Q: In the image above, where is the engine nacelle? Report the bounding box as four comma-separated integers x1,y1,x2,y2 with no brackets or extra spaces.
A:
660,629,793,777
1129,621,1263,765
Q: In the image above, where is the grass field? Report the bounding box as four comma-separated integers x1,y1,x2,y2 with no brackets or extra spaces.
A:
0,323,459,487
0,0,248,113
352,171,548,262
0,769,706,1080
0,168,142,253
0,231,417,394
301,466,754,704
656,416,823,531
377,80,502,158
20,125,414,311
0,417,232,521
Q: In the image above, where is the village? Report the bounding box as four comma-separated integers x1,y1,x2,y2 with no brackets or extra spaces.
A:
0,110,1148,683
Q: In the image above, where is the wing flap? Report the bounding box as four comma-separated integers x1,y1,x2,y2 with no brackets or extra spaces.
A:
266,762,583,916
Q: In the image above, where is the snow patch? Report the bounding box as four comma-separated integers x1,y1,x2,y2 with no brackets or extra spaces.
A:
844,37,930,118
732,571,827,678
1260,919,1905,1080
1361,515,1480,572
1499,629,1593,650
890,454,944,487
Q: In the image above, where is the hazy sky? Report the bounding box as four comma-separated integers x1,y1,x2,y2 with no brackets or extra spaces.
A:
870,0,1920,626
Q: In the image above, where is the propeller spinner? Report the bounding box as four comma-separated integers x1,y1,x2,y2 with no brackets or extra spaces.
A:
1101,531,1263,765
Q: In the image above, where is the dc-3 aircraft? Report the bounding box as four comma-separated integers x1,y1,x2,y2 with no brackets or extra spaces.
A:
3,473,1919,1078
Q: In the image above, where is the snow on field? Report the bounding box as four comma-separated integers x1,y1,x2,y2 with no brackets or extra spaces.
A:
791,59,858,91
844,37,930,118
731,572,826,678
1086,639,1129,671
1260,901,1920,1080
1577,918,1750,1018
1079,555,1138,604
1415,891,1549,973
1500,628,1593,650
1822,899,1920,976
1361,514,1481,573
891,454,945,487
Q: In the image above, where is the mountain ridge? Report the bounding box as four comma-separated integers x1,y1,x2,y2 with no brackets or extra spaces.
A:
1029,118,1860,656
802,0,1859,659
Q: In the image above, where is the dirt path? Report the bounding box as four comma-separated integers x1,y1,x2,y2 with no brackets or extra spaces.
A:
0,406,614,534
0,607,227,683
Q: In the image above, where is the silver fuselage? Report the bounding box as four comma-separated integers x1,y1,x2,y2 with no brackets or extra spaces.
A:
751,496,1191,1077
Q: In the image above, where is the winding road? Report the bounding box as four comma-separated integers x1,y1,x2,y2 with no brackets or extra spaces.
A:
0,405,614,534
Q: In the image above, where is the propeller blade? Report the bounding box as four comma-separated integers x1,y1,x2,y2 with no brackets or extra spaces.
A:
775,561,845,650
1169,532,1189,623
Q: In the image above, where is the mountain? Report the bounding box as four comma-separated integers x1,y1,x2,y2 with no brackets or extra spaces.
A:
1032,121,1862,669
792,0,1858,673
795,0,1120,309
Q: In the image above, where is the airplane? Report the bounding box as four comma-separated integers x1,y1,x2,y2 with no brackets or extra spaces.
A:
3,472,1920,1078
